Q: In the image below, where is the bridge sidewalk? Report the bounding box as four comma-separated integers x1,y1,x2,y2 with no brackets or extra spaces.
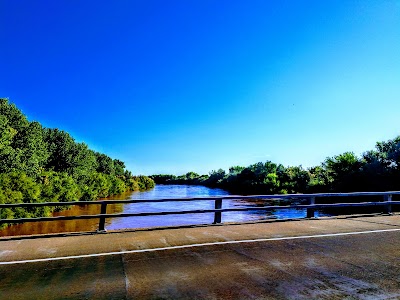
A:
1,214,399,263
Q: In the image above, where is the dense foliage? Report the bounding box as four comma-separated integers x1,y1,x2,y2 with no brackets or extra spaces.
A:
151,136,400,197
0,98,154,227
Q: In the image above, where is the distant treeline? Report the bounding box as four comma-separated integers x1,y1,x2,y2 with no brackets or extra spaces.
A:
151,135,400,197
0,98,154,227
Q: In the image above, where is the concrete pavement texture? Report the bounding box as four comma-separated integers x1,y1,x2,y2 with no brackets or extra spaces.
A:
0,215,399,299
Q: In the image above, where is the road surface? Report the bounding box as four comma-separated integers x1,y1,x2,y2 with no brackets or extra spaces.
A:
0,214,399,299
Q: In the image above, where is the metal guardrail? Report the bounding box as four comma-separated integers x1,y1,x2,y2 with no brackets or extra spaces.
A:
0,191,399,232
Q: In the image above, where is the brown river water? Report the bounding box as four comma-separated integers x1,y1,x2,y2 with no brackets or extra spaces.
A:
0,192,131,237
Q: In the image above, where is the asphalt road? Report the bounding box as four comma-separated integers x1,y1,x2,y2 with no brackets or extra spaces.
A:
0,215,399,299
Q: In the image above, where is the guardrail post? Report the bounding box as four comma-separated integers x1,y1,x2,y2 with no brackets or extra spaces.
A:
213,199,222,224
307,197,315,218
384,194,392,215
97,202,108,232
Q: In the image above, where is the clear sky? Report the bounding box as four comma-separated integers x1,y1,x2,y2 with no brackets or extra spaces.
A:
1,0,400,175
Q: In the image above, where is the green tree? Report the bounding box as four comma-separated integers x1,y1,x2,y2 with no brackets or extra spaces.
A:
12,121,49,177
39,171,81,202
280,166,310,194
95,152,115,175
323,152,363,192
0,115,18,173
44,128,76,173
186,171,199,180
109,176,126,195
308,166,332,193
206,169,226,186
113,159,125,176
0,98,29,133
229,166,245,174
45,129,97,177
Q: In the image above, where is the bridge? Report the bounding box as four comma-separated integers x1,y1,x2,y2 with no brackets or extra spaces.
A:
0,192,399,299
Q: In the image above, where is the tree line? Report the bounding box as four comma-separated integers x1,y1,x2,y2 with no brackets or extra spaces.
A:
0,98,154,227
151,136,400,197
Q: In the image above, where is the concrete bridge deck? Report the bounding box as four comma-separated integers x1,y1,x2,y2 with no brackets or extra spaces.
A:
0,214,399,299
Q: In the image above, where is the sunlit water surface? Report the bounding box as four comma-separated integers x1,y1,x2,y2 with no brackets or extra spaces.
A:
107,185,329,230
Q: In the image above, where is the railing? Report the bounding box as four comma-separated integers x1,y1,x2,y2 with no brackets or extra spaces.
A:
0,191,399,233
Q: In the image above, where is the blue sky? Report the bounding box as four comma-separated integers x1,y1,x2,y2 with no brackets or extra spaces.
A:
1,0,400,175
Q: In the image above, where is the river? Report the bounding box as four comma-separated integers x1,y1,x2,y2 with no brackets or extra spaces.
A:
0,185,328,237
